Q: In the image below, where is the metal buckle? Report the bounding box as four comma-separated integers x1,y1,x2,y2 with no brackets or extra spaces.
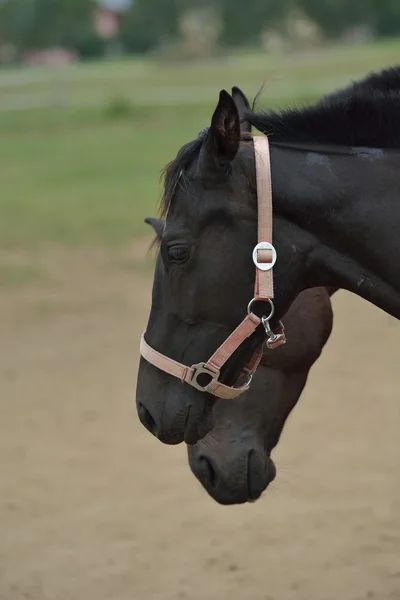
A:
241,369,254,389
262,317,286,350
252,242,277,271
190,363,219,391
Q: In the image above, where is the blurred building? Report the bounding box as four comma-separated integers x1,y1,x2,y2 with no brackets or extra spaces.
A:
95,0,133,42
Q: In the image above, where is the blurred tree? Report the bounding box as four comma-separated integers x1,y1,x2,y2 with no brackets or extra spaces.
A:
178,5,222,58
119,0,179,53
298,0,400,37
219,0,294,45
299,0,374,37
120,0,295,52
0,0,35,48
0,0,102,56
371,0,400,35
2,0,400,60
26,0,97,48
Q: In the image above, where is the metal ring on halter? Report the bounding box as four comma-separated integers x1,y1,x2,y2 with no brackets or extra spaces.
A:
247,297,275,321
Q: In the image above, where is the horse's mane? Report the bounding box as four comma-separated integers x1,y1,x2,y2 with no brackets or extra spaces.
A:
246,66,400,148
160,133,206,217
160,66,400,217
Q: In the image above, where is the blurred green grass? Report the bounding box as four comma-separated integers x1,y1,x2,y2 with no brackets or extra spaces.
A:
0,104,213,247
1,39,400,249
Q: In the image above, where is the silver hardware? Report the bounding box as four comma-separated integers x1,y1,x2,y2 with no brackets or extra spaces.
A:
262,317,287,350
252,242,277,271
190,363,219,391
245,372,253,387
239,369,254,389
247,297,275,320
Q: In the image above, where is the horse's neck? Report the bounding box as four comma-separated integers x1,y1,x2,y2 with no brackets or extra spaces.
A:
274,146,400,319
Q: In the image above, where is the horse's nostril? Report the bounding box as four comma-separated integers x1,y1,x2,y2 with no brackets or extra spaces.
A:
199,456,218,489
137,402,158,436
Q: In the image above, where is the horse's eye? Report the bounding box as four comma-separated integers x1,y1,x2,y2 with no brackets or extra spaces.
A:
167,245,190,264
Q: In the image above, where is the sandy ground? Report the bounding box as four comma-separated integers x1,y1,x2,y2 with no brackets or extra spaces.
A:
0,243,399,600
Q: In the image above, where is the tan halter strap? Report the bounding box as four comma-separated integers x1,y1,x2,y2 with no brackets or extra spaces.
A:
253,135,274,300
139,134,286,400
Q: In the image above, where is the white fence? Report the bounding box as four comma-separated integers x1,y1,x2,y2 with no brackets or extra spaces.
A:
0,69,69,111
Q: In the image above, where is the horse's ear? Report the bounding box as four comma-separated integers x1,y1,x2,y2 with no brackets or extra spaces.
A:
144,217,164,239
202,90,240,172
232,86,251,133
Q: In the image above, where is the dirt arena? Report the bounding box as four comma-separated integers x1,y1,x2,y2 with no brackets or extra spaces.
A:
1,242,399,600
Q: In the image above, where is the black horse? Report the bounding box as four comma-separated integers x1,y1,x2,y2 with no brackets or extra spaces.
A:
188,287,334,504
137,67,400,445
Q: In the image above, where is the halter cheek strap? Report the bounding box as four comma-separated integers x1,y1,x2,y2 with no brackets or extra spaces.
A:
139,134,286,400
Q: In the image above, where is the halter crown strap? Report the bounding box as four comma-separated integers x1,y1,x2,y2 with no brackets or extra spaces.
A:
139,133,283,400
253,135,274,301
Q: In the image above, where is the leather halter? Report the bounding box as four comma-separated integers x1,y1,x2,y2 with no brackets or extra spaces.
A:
140,135,286,400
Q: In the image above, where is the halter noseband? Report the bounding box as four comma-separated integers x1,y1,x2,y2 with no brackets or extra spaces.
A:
140,135,286,400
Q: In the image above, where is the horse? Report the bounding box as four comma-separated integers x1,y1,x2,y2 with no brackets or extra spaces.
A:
187,287,334,504
137,66,400,445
